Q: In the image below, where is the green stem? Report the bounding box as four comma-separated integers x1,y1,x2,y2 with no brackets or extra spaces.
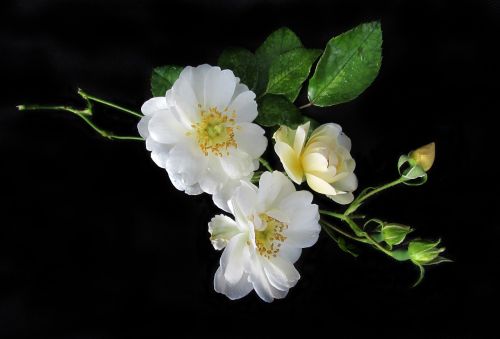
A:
78,89,142,118
18,104,143,141
259,158,273,172
319,210,395,258
299,102,313,109
319,219,368,243
17,104,91,116
345,177,406,216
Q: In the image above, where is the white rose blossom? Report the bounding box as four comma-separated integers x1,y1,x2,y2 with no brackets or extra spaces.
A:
273,121,358,204
138,65,267,211
209,171,320,302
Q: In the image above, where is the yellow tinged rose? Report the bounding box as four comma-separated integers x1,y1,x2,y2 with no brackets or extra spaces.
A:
273,121,357,204
410,142,435,172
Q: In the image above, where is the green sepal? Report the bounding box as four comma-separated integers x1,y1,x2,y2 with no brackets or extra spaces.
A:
408,239,446,265
381,223,413,248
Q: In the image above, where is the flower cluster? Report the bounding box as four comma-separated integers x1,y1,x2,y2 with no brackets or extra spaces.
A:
139,65,331,301
19,22,450,302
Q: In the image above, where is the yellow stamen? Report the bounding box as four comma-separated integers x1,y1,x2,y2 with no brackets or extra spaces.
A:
255,214,288,259
193,106,238,156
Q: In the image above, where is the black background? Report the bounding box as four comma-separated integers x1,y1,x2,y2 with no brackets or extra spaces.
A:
1,0,498,338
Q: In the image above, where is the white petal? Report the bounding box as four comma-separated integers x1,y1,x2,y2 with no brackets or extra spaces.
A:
147,139,172,168
204,67,237,109
229,91,258,122
166,167,202,195
231,181,258,222
171,71,200,124
257,171,295,211
274,142,303,184
278,191,314,215
279,243,302,264
333,173,358,192
141,97,168,115
214,267,253,300
285,205,321,248
208,214,241,250
183,183,203,195
137,115,151,139
220,233,249,284
165,144,206,187
264,256,300,290
199,157,226,194
305,173,337,195
289,204,320,228
337,132,352,151
219,149,256,179
190,64,212,106
231,83,250,100
235,122,267,158
148,109,186,144
248,256,288,302
285,226,320,248
211,177,244,213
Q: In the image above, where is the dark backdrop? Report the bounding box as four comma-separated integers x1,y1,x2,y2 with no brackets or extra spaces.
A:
1,0,497,338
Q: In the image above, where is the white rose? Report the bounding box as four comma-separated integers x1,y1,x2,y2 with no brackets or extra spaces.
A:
138,65,267,211
209,171,320,302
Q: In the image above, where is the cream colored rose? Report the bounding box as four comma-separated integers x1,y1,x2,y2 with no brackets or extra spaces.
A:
273,122,357,204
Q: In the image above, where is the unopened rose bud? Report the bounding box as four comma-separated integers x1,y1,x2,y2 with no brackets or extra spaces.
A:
410,142,435,172
381,223,413,247
408,239,445,265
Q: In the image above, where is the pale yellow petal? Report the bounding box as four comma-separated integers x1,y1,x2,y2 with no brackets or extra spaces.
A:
293,121,310,155
410,142,435,171
302,152,328,173
305,173,337,195
273,125,295,146
274,142,304,184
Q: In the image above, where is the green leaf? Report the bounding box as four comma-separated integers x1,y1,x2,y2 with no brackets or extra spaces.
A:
255,94,303,127
308,21,382,106
267,48,321,102
218,48,258,90
255,27,303,95
151,65,183,97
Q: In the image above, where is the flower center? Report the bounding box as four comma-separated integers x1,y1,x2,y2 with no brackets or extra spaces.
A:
192,106,238,156
255,214,288,259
